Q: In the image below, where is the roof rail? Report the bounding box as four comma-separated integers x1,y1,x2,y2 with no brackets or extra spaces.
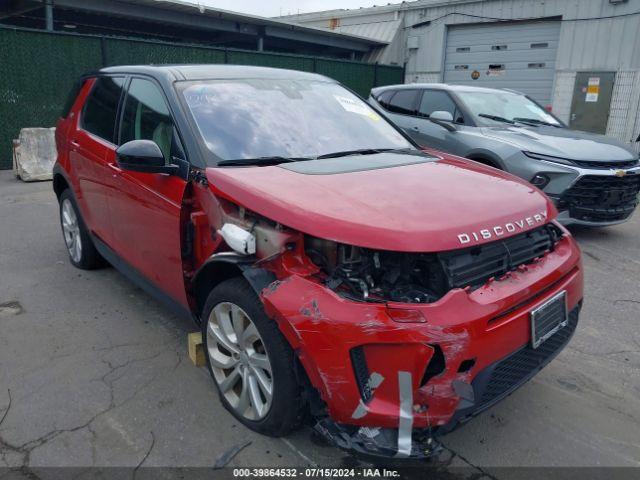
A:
501,88,525,95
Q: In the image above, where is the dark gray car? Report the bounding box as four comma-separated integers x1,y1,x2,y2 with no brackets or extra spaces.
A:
368,84,640,226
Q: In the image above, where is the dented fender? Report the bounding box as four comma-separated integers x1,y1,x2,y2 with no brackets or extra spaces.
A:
192,253,276,314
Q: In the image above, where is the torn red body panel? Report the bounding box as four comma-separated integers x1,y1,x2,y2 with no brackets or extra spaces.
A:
196,159,583,459
261,235,582,430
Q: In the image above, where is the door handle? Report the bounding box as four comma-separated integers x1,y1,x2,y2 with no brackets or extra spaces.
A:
412,126,419,131
70,139,80,149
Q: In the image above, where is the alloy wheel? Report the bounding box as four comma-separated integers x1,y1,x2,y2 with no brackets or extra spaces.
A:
61,198,82,263
206,302,274,420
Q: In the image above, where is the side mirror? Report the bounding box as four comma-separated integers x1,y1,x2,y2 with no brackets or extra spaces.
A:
428,110,457,132
116,140,179,175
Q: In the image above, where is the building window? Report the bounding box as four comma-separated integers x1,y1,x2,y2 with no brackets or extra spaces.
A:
528,63,546,69
491,45,508,50
531,42,548,49
454,65,469,70
456,47,470,52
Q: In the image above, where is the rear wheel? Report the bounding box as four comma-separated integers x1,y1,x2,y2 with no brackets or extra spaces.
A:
202,277,304,436
59,189,103,269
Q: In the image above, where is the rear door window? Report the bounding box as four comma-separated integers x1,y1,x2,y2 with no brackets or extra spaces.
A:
387,90,419,115
81,76,125,143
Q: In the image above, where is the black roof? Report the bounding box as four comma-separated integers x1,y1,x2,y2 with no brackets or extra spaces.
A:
99,64,334,82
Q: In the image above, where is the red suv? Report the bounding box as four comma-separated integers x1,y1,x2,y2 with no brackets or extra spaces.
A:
54,65,583,460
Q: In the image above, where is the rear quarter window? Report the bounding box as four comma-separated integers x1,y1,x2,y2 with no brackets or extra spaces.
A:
387,90,419,115
81,76,125,143
375,90,395,109
60,79,87,118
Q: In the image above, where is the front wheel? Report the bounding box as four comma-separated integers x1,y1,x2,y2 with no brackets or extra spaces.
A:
201,277,304,436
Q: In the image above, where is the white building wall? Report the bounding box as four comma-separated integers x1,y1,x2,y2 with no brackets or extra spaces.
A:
550,71,576,124
633,98,640,153
606,71,640,143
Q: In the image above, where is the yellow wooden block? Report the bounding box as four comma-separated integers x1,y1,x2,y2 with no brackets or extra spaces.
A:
188,332,206,367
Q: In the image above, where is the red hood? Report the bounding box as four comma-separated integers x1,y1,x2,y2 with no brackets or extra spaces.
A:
205,153,556,252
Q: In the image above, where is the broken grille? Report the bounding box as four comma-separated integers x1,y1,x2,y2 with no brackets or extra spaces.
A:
560,174,640,222
438,224,562,291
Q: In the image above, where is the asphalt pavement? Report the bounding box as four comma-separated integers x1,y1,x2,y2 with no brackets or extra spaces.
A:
0,171,639,474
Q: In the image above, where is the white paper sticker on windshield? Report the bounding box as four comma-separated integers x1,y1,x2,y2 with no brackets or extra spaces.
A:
334,95,380,121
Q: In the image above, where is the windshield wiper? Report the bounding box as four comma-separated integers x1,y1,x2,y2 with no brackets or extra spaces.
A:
478,113,515,124
316,148,415,159
512,117,562,128
218,148,420,166
217,156,314,167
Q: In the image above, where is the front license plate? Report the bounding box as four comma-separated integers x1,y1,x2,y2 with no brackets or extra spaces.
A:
530,291,568,349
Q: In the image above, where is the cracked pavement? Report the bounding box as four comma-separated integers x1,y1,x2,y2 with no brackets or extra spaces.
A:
0,171,639,474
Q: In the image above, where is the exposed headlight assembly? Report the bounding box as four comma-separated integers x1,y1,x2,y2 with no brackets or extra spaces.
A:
304,236,446,304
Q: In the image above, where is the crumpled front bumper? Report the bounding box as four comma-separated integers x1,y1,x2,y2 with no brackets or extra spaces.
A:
260,235,583,459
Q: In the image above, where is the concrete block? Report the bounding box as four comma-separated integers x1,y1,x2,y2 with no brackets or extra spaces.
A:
188,332,206,367
13,127,56,182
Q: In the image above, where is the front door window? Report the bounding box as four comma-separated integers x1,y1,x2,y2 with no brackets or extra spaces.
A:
120,78,178,162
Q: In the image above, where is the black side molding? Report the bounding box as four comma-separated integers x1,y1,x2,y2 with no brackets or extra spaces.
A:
91,234,196,323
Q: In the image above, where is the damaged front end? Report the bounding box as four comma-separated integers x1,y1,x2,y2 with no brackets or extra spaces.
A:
190,196,582,461
258,223,582,460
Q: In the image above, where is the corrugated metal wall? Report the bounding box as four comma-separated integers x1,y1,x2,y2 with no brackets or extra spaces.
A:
402,0,640,80
442,20,561,106
0,27,404,170
287,0,640,147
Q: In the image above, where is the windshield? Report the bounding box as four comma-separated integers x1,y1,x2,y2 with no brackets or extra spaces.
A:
456,91,561,127
180,79,413,163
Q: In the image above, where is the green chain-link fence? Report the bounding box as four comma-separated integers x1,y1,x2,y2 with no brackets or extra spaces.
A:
0,26,404,170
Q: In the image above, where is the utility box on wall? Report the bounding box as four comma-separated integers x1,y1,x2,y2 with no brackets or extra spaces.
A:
569,72,616,135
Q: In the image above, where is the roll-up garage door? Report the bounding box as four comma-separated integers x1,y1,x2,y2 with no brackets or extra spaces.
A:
444,20,561,107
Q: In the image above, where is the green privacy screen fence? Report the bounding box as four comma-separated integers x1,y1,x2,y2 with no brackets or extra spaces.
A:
0,27,404,170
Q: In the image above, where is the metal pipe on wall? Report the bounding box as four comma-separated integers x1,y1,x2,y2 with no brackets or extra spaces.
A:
45,1,54,31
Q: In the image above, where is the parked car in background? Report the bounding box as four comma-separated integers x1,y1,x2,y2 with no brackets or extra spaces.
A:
54,66,583,460
369,84,640,226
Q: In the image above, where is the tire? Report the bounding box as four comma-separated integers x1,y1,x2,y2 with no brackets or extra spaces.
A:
201,277,304,436
59,189,104,270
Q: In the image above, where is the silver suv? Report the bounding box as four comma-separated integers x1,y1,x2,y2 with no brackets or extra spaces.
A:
369,84,640,226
